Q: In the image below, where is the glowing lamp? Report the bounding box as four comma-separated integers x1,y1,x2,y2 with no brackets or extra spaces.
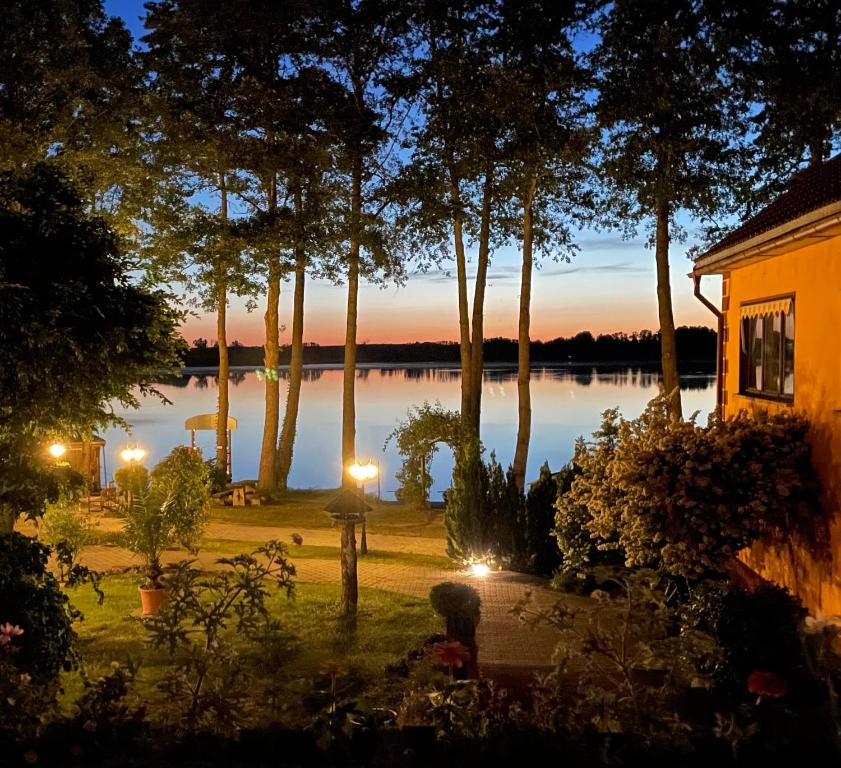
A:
120,447,146,464
348,461,378,482
470,563,490,577
48,443,66,459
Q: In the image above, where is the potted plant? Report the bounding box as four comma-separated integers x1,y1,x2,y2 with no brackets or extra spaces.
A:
122,447,211,615
123,490,172,615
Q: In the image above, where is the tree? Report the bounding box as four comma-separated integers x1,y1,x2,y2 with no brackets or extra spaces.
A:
594,0,748,419
0,1,152,237
397,0,505,440
144,0,254,477
274,71,345,493
320,0,409,490
715,0,841,202
496,0,592,490
0,165,183,533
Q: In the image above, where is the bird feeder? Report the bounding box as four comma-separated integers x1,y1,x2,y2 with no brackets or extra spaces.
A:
324,489,371,524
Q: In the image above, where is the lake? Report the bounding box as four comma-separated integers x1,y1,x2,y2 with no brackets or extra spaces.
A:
102,365,716,500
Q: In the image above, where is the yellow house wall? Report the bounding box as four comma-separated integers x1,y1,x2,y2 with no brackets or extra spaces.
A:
722,236,841,617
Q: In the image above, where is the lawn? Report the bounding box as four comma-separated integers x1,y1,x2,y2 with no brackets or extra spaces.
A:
62,572,441,726
206,489,448,539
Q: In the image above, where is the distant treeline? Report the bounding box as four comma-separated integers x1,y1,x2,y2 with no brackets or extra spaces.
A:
184,326,716,368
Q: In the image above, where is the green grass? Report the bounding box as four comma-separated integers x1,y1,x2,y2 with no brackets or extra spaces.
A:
209,489,447,539
62,572,441,722
197,538,452,570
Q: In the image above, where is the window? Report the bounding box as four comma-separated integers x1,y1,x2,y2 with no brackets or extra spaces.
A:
739,297,794,399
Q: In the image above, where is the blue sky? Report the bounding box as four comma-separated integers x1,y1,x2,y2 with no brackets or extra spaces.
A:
105,0,721,345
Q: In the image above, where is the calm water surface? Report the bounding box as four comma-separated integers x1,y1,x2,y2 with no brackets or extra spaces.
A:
102,365,715,501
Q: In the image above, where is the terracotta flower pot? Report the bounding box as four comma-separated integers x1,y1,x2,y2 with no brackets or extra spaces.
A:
139,586,167,616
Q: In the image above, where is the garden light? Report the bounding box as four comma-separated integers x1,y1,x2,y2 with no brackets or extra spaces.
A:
120,446,146,464
470,563,490,577
348,461,378,482
48,443,66,459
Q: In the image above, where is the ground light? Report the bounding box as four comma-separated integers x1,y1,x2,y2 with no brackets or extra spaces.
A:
470,563,491,577
48,443,66,459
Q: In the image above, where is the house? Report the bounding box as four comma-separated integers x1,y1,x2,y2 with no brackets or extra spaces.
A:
692,155,841,617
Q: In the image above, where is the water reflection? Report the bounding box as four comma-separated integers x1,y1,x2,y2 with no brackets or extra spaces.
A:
103,365,715,501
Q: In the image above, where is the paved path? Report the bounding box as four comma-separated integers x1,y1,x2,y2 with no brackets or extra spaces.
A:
26,514,584,675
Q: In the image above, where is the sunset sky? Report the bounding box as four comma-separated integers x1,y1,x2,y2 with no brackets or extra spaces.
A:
107,0,722,347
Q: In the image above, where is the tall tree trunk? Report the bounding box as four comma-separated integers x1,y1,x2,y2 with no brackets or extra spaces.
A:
342,154,362,488
468,170,493,438
258,262,281,494
276,249,305,492
654,190,682,419
215,181,229,474
512,176,536,492
450,174,472,431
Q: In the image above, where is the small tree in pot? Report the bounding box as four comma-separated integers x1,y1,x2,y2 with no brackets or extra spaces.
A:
429,582,481,678
123,447,210,614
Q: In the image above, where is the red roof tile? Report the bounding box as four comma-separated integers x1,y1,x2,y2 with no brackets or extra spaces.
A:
704,154,841,257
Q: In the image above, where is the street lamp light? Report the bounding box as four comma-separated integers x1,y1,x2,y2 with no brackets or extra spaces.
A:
119,446,146,508
120,447,146,464
348,461,378,555
48,443,66,460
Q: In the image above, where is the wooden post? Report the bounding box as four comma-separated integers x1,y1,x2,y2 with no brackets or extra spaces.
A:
341,521,358,617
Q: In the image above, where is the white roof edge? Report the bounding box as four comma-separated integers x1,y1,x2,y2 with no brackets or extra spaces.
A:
693,199,841,275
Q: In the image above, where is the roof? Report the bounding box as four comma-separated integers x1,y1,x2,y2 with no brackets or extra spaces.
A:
695,154,841,275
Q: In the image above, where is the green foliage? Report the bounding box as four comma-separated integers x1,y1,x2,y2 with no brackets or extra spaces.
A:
150,446,211,551
0,165,184,530
40,500,92,564
0,533,77,682
386,402,463,508
554,410,624,576
145,541,296,735
205,458,230,494
444,439,490,563
519,570,715,742
681,581,810,695
429,583,481,628
122,448,211,586
114,464,150,498
523,462,563,575
556,397,827,578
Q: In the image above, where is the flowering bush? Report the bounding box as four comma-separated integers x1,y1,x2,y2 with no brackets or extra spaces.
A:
556,396,826,578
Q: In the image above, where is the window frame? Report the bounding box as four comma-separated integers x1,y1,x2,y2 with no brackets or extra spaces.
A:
738,294,795,403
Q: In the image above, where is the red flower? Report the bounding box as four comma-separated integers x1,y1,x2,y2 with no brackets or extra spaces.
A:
432,641,471,669
747,670,787,699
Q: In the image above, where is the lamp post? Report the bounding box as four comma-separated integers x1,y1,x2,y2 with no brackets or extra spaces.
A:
348,461,378,556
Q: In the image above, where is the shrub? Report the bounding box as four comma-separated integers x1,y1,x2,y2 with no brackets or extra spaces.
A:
444,439,490,563
523,463,563,575
557,397,826,578
205,458,230,494
150,446,211,551
555,411,624,576
145,541,296,735
114,464,150,498
0,533,77,681
40,499,92,568
429,582,481,678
